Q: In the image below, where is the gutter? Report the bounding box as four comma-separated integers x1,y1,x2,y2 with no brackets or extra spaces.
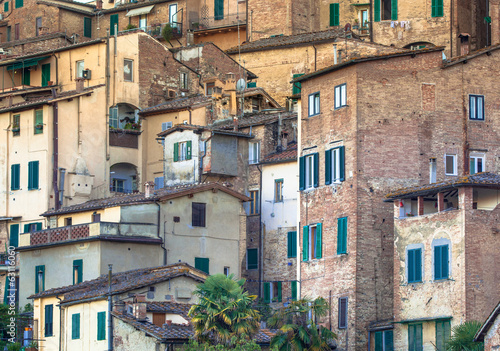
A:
51,88,60,210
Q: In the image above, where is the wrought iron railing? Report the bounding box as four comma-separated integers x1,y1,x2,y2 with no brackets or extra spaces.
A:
119,22,183,39
191,12,246,31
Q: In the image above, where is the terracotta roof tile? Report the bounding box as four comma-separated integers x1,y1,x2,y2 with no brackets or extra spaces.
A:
156,124,254,138
147,301,193,320
262,143,297,163
214,111,297,129
140,95,211,115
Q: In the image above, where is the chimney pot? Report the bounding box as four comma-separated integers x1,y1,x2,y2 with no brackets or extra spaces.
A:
75,78,84,93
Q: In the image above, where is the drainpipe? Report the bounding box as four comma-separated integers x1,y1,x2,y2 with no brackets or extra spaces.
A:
56,295,63,351
257,164,263,299
52,88,60,210
312,44,317,71
367,330,371,351
108,264,113,351
188,107,192,124
105,30,110,161
155,201,167,265
369,0,374,43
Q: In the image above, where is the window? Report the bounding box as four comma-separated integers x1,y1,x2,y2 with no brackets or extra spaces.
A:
11,164,20,190
92,212,101,223
291,281,297,301
326,146,345,184
338,297,348,329
34,109,43,134
247,248,258,270
97,311,106,341
192,202,206,227
431,0,444,17
154,176,164,190
35,265,45,294
299,153,319,190
469,95,484,120
360,9,369,27
28,161,39,190
434,244,449,280
195,257,210,274
263,281,282,303
41,63,50,87
224,267,230,276
25,223,42,233
76,60,85,79
435,320,451,350
12,114,20,136
308,92,320,116
14,0,22,8
302,224,322,261
6,26,11,42
169,3,178,27
109,107,118,129
206,82,215,96
249,142,260,164
375,330,394,351
445,154,457,175
44,304,53,337
337,217,347,254
408,324,423,351
124,59,133,82
4,1,9,12
249,190,259,215
9,224,19,248
274,179,283,202
162,121,173,132
407,247,422,283
73,259,83,285
112,179,124,193
214,0,224,20
329,3,340,26
334,84,347,109
470,153,485,175
65,217,72,226
72,313,80,339
173,141,192,162
14,23,19,41
36,17,42,36
180,72,188,90
110,14,118,36
84,17,92,38
287,231,297,258
139,14,147,29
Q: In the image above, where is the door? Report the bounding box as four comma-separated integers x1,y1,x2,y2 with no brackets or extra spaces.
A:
41,63,50,86
36,17,42,36
169,4,178,28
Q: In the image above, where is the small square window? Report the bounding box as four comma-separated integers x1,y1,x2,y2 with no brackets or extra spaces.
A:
469,95,484,120
334,84,347,109
308,92,320,117
124,59,133,82
65,217,72,226
445,154,457,175
192,202,206,227
174,141,192,162
224,266,230,276
206,82,215,96
274,179,283,202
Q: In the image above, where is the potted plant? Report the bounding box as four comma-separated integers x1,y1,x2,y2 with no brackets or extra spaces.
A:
35,123,43,130
125,24,138,30
191,22,200,30
353,18,359,30
25,341,38,351
12,123,20,132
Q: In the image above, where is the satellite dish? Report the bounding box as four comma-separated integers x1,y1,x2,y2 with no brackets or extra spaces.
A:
236,78,246,92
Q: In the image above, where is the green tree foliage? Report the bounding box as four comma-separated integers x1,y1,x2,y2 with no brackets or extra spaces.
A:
183,339,262,351
446,320,484,351
268,297,337,351
188,274,260,347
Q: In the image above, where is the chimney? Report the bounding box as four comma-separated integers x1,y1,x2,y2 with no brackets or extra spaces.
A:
491,0,500,45
7,94,13,107
145,182,151,198
459,33,470,56
133,294,147,321
233,117,238,131
75,78,84,93
113,301,126,313
281,132,288,151
96,0,103,10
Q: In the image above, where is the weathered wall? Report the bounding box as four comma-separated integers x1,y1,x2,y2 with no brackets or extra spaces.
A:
484,313,500,351
114,317,164,351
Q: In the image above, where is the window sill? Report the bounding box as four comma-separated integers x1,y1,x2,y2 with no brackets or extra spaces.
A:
468,118,485,122
433,277,453,282
337,252,348,256
308,113,320,118
334,105,347,110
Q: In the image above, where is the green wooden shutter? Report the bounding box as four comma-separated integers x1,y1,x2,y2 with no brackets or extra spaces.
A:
391,0,398,20
173,142,179,162
435,246,442,279
375,331,383,351
436,321,444,350
36,222,42,231
291,281,297,301
24,224,30,233
4,1,8,12
339,146,345,181
110,14,119,35
299,156,305,190
385,330,394,351
35,265,45,293
72,313,80,339
214,0,224,20
28,161,39,190
313,153,319,187
84,17,92,38
11,164,20,190
186,140,192,160
247,249,258,270
195,257,209,275
416,324,423,350
35,109,43,134
292,74,303,95
374,0,381,22
73,259,83,285
97,311,106,340
263,282,270,303
415,248,422,282
41,64,50,87
287,231,297,258
330,3,340,26
408,249,415,282
337,217,347,254
9,224,19,248
45,304,53,337
325,149,332,185
277,281,282,302
315,223,322,259
22,69,30,86
303,225,309,261
15,0,22,9
437,0,444,17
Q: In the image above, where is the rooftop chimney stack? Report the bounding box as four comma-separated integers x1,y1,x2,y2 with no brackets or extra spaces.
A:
133,294,147,321
145,182,151,198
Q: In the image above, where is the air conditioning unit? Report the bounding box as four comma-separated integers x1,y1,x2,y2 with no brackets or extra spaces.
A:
82,69,91,80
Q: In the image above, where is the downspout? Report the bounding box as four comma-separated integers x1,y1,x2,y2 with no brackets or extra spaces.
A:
51,88,60,210
367,330,371,351
56,295,63,351
461,62,469,175
105,30,110,161
369,0,374,43
108,264,113,351
188,107,192,124
450,0,454,57
5,113,11,217
155,201,167,265
257,164,263,299
312,44,317,71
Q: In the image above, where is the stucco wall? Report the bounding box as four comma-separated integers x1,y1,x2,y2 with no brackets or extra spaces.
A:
163,129,200,186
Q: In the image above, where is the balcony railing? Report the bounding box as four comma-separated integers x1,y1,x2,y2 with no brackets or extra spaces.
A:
191,13,246,31
119,22,183,39
352,25,370,36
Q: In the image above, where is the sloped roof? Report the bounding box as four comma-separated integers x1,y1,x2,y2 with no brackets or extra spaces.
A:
42,182,251,217
156,124,254,139
147,301,192,320
474,300,500,342
385,172,500,200
214,111,297,130
29,263,207,302
139,95,211,116
262,143,297,164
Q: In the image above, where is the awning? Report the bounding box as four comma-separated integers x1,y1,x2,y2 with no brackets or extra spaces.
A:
394,316,452,324
125,5,154,17
6,56,50,71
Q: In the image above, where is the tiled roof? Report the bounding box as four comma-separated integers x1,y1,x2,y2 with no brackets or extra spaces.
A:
225,29,345,54
474,300,500,342
262,143,297,164
157,124,254,139
385,172,500,200
443,43,500,67
29,263,207,302
139,95,211,115
147,301,193,320
42,182,251,217
214,111,297,129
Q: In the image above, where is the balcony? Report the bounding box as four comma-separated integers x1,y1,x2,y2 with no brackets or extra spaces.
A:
119,22,183,40
109,128,140,149
191,13,246,32
20,222,158,247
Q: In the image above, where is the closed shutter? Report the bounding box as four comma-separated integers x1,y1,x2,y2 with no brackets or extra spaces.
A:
24,224,30,233
391,0,398,20
41,64,50,87
325,149,332,185
315,223,322,259
28,161,39,190
374,0,381,21
4,1,8,12
414,248,422,282
330,3,340,26
299,156,305,190
263,282,270,303
45,304,53,337
375,331,383,351
22,69,30,86
291,281,297,301
97,311,106,340
72,313,80,339
435,245,448,279
186,140,192,160
9,224,19,248
84,17,92,38
277,281,282,302
339,146,345,181
337,217,347,254
173,142,179,162
110,14,119,35
385,330,394,351
292,74,303,95
214,0,224,20
195,257,209,275
287,231,297,258
15,0,22,9
313,153,319,188
247,249,258,270
302,225,309,261
338,297,347,329
11,164,20,190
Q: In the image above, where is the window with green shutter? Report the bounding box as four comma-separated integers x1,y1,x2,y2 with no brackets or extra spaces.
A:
303,225,322,261
299,153,319,190
35,265,45,293
22,68,30,86
28,161,39,190
72,313,80,339
302,225,309,261
337,217,347,254
97,311,106,341
11,164,20,190
14,0,22,9
214,0,224,20
195,257,210,275
9,224,19,248
435,320,451,351
408,324,423,351
12,114,20,136
432,0,444,17
4,1,9,12
325,146,345,185
34,109,43,134
287,231,297,258
315,223,322,259
110,14,119,35
329,3,340,26
41,63,50,87
247,248,258,270
275,281,282,302
407,248,422,283
391,0,398,20
291,281,297,301
375,330,394,351
434,244,449,280
292,74,303,95
263,282,270,303
84,17,92,38
374,0,381,21
45,304,53,337
73,259,83,285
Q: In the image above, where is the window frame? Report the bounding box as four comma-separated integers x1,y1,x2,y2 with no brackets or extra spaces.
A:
305,154,315,189
15,0,23,9
123,59,133,82
192,202,206,227
249,190,260,215
408,323,423,351
302,223,322,261
374,329,394,351
249,142,260,164
469,153,485,175
12,114,20,137
334,84,347,109
247,248,258,270
326,146,345,184
469,94,484,121
435,320,451,350
76,60,85,79
34,109,43,134
308,92,320,117
338,297,348,329
173,141,192,162
329,3,340,26
180,72,188,90
406,245,423,283
274,178,283,203
444,154,457,176
433,241,450,281
431,0,444,17
83,17,92,38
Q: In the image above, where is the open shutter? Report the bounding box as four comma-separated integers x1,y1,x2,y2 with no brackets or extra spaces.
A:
299,156,305,190
292,74,303,95
173,142,179,162
325,149,332,185
110,14,118,35
263,282,270,303
339,146,345,181
302,225,309,261
36,222,42,231
186,140,192,160
313,153,319,188
391,0,398,20
291,281,297,301
374,0,381,21
24,224,30,233
315,223,322,259
9,224,19,248
277,282,282,302
11,164,20,190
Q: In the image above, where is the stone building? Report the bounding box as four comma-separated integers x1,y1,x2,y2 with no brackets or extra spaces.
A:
475,301,500,351
293,42,500,350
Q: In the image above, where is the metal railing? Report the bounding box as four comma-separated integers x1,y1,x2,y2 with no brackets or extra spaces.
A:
119,21,183,38
191,12,247,31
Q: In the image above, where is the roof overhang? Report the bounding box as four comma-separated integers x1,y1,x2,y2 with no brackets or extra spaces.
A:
393,316,452,324
125,5,154,17
6,56,50,71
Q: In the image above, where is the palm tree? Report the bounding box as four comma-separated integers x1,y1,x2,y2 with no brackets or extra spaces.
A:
188,274,261,347
445,320,484,351
268,297,337,351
